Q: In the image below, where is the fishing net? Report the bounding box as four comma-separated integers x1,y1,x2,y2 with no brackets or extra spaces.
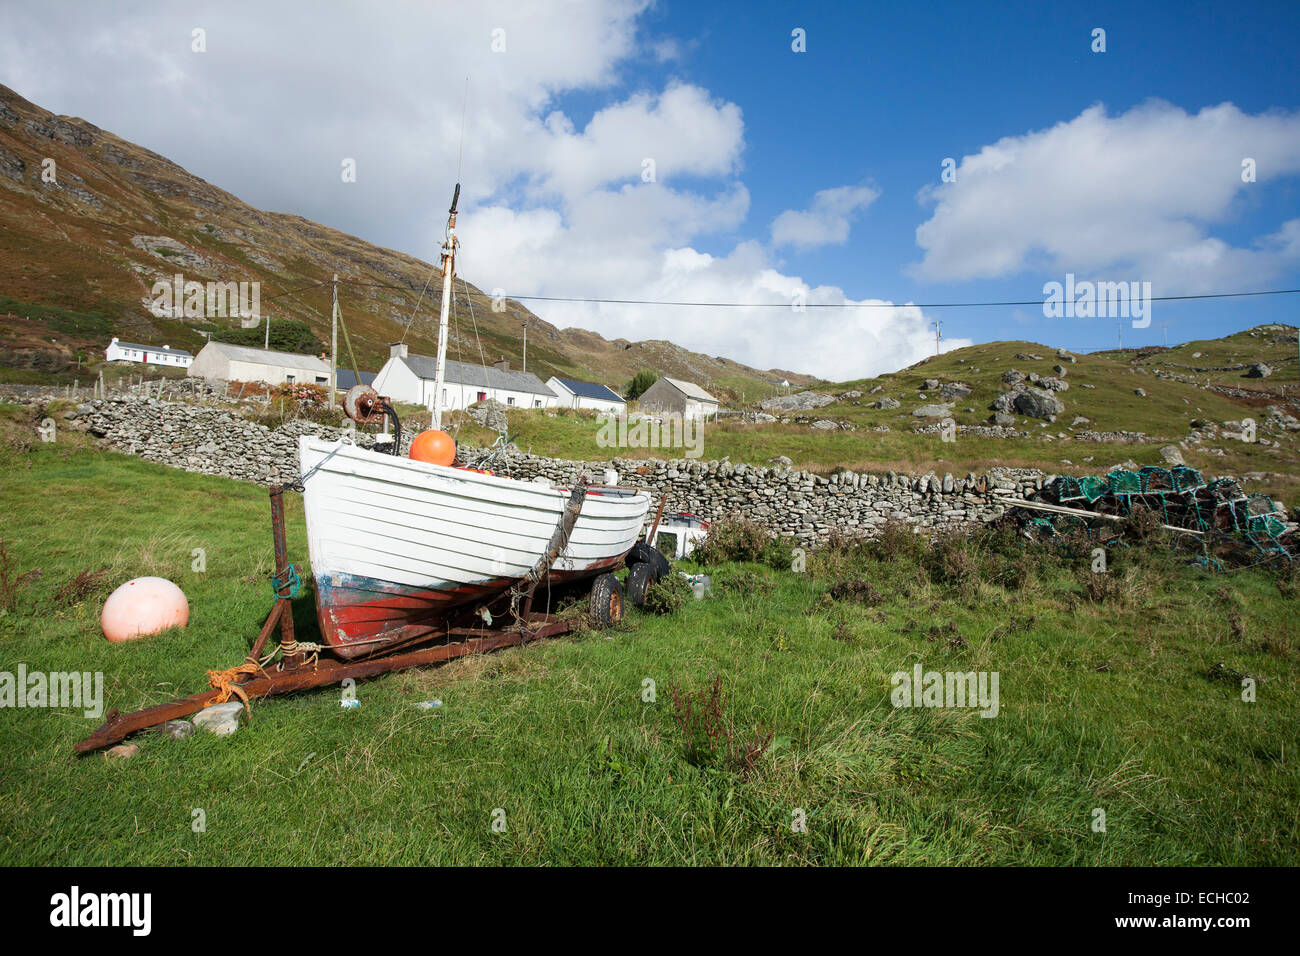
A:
1007,469,1295,570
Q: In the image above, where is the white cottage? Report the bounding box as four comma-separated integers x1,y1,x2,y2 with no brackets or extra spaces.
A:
106,338,193,368
373,344,556,411
187,342,331,386
545,376,627,414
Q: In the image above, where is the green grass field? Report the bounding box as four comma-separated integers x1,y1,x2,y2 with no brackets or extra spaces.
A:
0,429,1296,865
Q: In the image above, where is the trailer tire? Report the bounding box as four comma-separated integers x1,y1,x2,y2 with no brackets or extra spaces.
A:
589,573,624,626
626,541,671,577
625,560,656,607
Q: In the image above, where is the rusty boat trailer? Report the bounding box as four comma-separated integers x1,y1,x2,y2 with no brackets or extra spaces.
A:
73,480,603,755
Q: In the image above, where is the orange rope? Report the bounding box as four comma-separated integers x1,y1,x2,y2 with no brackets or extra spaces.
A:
206,662,262,714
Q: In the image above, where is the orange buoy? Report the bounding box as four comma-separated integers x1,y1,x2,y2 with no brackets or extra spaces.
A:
101,577,189,642
409,429,456,466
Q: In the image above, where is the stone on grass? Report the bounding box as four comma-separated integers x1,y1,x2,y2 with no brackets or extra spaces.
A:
192,701,245,737
159,719,195,740
1159,445,1185,465
1013,387,1065,421
106,744,139,760
913,404,953,418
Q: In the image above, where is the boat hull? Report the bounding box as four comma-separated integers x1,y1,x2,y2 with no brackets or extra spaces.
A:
298,436,650,658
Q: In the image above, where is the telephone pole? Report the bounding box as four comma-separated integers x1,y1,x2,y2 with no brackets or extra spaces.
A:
265,312,271,350
522,321,527,373
330,273,339,409
931,320,942,356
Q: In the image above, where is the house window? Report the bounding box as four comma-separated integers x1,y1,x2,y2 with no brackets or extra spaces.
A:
315,376,328,384
534,400,541,408
286,374,295,383
477,391,486,403
507,397,515,406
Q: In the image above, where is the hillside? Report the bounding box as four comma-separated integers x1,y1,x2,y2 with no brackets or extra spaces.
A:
0,84,812,398
454,328,1300,503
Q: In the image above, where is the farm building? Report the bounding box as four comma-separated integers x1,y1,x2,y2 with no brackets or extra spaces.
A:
373,344,557,411
105,337,193,368
637,376,719,420
546,376,626,413
188,342,331,386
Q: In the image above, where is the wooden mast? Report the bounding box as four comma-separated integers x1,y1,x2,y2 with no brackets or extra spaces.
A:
431,183,460,430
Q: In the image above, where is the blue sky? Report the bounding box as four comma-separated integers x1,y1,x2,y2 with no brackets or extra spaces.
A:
3,0,1298,377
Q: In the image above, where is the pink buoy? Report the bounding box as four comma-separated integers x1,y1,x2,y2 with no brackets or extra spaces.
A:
101,577,189,643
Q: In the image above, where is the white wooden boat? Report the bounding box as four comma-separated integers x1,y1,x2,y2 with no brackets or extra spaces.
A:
299,435,651,658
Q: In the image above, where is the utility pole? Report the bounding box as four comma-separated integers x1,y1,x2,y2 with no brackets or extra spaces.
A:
522,321,527,373
1117,322,1122,351
931,320,942,356
330,274,339,409
265,312,271,350
1160,322,1168,347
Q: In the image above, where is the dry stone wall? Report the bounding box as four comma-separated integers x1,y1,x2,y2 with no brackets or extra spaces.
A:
58,396,1048,544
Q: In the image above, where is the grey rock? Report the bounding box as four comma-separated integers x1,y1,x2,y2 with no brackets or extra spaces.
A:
192,702,245,737
1246,363,1273,378
761,391,835,412
158,719,195,740
871,396,901,410
913,404,953,418
1159,445,1185,465
1013,387,1066,420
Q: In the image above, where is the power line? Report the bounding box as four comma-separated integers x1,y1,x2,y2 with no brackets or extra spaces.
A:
487,288,1300,309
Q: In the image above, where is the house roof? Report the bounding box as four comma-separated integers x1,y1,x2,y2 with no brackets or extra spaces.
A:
336,369,377,391
550,377,625,403
662,376,717,402
112,340,193,357
401,355,555,396
200,342,330,373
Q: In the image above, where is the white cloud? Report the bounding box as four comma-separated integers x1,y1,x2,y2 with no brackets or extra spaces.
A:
912,100,1300,292
771,184,880,250
0,0,944,380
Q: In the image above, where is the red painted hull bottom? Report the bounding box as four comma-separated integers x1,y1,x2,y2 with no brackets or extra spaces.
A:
314,556,625,659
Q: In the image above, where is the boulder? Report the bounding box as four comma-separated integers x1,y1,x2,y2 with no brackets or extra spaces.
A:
1013,387,1065,421
1159,445,1185,465
467,398,509,431
760,391,835,412
1039,376,1069,391
1246,363,1273,378
871,396,901,410
912,404,953,418
939,382,972,401
1002,369,1026,385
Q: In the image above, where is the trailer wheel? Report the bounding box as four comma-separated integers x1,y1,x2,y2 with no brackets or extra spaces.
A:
590,573,624,626
626,541,671,577
626,560,656,607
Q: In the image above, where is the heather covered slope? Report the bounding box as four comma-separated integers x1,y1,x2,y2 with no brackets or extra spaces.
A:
0,84,811,397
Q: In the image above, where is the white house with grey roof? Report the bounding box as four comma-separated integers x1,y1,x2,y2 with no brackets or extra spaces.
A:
187,341,331,386
106,337,193,368
546,376,626,414
373,344,557,411
637,376,719,420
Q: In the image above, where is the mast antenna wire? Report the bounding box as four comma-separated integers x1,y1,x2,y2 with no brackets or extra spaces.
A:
456,76,469,185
